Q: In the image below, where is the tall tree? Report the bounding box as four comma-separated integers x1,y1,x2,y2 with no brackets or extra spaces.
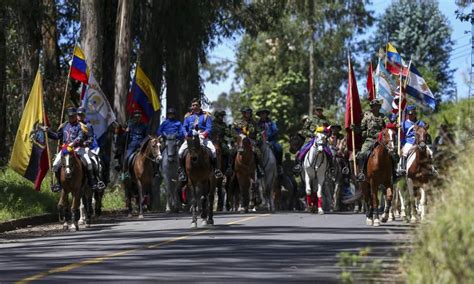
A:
41,0,60,81
113,0,133,124
0,3,7,165
370,0,454,101
80,0,103,80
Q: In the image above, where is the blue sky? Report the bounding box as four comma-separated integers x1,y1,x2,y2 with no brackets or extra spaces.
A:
203,1,472,103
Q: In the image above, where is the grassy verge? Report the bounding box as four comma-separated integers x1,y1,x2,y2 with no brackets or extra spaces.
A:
403,141,474,283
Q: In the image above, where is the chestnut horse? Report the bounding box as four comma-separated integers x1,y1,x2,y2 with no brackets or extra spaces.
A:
362,128,396,226
58,146,87,231
229,134,256,213
185,133,215,228
125,136,161,219
405,125,433,222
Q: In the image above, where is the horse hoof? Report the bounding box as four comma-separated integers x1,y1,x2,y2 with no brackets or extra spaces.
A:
208,219,214,225
127,214,133,218
138,214,144,219
401,211,406,218
373,219,381,227
74,222,79,231
63,225,69,230
410,217,417,224
85,223,91,228
201,220,208,226
191,222,197,229
366,218,373,226
78,219,85,225
381,218,388,223
318,208,324,215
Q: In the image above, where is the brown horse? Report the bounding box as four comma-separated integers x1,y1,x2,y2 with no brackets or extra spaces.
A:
405,125,432,222
228,134,256,213
362,128,396,226
58,147,87,231
125,136,161,219
212,137,228,211
185,133,215,228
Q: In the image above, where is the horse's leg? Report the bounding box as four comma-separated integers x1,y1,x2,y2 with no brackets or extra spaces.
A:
407,178,417,223
304,170,313,212
190,183,198,228
363,184,373,226
420,187,426,221
208,180,215,225
125,182,133,217
58,189,68,230
200,187,209,226
399,185,407,219
71,189,82,231
316,168,325,215
371,181,380,226
137,180,144,219
382,186,393,223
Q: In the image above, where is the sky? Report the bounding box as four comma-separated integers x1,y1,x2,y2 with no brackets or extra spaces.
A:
202,1,472,104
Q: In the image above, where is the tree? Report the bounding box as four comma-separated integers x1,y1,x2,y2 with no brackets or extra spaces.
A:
80,0,103,80
0,3,6,165
370,0,455,101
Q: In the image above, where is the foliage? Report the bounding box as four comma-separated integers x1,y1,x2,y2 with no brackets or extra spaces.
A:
370,0,455,102
338,248,383,283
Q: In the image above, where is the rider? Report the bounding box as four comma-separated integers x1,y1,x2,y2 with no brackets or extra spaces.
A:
328,124,346,158
211,110,232,174
45,107,87,192
399,105,436,175
123,110,149,177
231,106,264,177
354,99,400,182
177,98,223,182
256,108,283,175
77,107,106,191
293,106,331,173
157,107,185,142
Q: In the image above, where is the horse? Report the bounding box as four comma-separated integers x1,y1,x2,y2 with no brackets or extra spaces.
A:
229,134,256,213
125,136,162,219
404,125,433,222
331,155,351,212
185,132,215,228
361,128,396,226
161,134,180,213
258,140,278,212
58,146,87,231
302,132,329,214
212,136,228,211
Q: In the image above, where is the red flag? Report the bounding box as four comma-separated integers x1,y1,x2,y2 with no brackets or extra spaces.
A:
366,61,375,101
345,59,363,152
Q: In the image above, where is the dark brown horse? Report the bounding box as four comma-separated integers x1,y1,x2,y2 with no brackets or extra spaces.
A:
185,133,215,227
406,125,432,222
212,137,228,211
125,136,161,219
362,128,396,226
58,146,87,231
229,134,256,213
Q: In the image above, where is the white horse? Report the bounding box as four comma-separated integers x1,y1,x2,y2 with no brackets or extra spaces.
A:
302,132,329,214
258,141,278,212
161,134,180,213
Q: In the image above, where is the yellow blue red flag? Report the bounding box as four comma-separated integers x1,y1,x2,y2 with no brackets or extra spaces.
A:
126,66,160,123
70,46,89,84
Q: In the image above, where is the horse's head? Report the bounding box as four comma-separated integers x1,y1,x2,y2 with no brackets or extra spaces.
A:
379,127,396,152
289,133,305,154
236,134,252,153
313,132,327,152
164,134,178,159
186,132,202,163
146,136,162,163
60,144,75,179
415,125,429,150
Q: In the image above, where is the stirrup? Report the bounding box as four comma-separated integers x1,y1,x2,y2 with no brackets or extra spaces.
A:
214,169,223,179
292,164,302,174
51,184,61,193
97,181,106,190
178,173,187,182
119,172,129,181
356,172,366,182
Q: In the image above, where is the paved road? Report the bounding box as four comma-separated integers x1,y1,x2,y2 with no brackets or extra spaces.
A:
0,212,410,283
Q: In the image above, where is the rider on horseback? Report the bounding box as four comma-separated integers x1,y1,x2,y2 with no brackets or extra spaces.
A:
230,106,264,177
44,107,88,192
211,110,232,174
122,110,149,178
77,107,106,191
293,106,331,174
177,98,223,182
354,99,401,182
157,107,185,146
256,108,283,175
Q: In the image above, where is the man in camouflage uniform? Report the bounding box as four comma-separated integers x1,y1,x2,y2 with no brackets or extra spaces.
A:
354,99,400,182
230,106,264,177
293,106,331,173
211,110,232,174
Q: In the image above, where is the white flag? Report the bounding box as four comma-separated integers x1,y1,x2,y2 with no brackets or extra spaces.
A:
81,72,116,140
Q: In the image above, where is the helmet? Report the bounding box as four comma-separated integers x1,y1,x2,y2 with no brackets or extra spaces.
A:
240,106,252,113
167,107,177,114
77,107,86,115
66,107,77,117
369,99,382,106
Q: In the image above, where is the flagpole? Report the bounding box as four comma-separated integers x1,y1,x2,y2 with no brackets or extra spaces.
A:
348,54,357,174
398,58,412,156
41,75,54,190
59,43,77,127
371,61,376,99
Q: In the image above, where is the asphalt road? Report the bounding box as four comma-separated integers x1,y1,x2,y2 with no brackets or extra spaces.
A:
0,212,410,283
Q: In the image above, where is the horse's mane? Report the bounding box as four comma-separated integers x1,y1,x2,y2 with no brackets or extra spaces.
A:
139,136,151,154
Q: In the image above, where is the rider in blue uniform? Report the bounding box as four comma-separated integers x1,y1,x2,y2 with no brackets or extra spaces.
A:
46,107,86,192
400,105,430,173
256,108,283,175
123,110,149,175
157,107,185,141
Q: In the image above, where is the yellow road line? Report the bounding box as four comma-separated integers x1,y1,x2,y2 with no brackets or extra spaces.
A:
16,213,269,283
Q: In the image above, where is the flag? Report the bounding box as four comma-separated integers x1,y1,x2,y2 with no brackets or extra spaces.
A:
70,46,89,84
375,59,397,114
405,64,436,110
386,42,407,76
345,59,362,152
391,90,407,114
9,71,50,191
81,71,116,140
127,65,160,123
366,61,375,101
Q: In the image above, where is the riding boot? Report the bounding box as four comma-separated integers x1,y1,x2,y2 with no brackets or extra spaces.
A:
356,153,366,182
87,168,99,192
51,171,62,193
226,153,235,176
399,156,407,175
293,157,302,175
254,153,264,178
177,156,187,182
212,157,223,179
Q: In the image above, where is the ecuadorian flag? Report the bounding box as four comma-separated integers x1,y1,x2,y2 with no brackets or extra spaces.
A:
10,71,50,191
127,66,160,123
386,42,406,76
70,46,89,84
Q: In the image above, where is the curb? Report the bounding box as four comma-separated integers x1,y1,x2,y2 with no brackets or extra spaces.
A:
0,209,128,233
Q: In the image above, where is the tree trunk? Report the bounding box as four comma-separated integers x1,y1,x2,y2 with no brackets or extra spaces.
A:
80,0,103,81
113,0,133,124
308,24,315,115
0,4,7,165
41,0,60,81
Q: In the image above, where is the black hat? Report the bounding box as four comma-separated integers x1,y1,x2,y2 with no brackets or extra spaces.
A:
77,107,86,115
167,107,177,114
214,110,226,117
369,99,382,106
66,107,77,117
240,106,252,113
256,108,270,116
133,110,142,117
314,106,324,111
